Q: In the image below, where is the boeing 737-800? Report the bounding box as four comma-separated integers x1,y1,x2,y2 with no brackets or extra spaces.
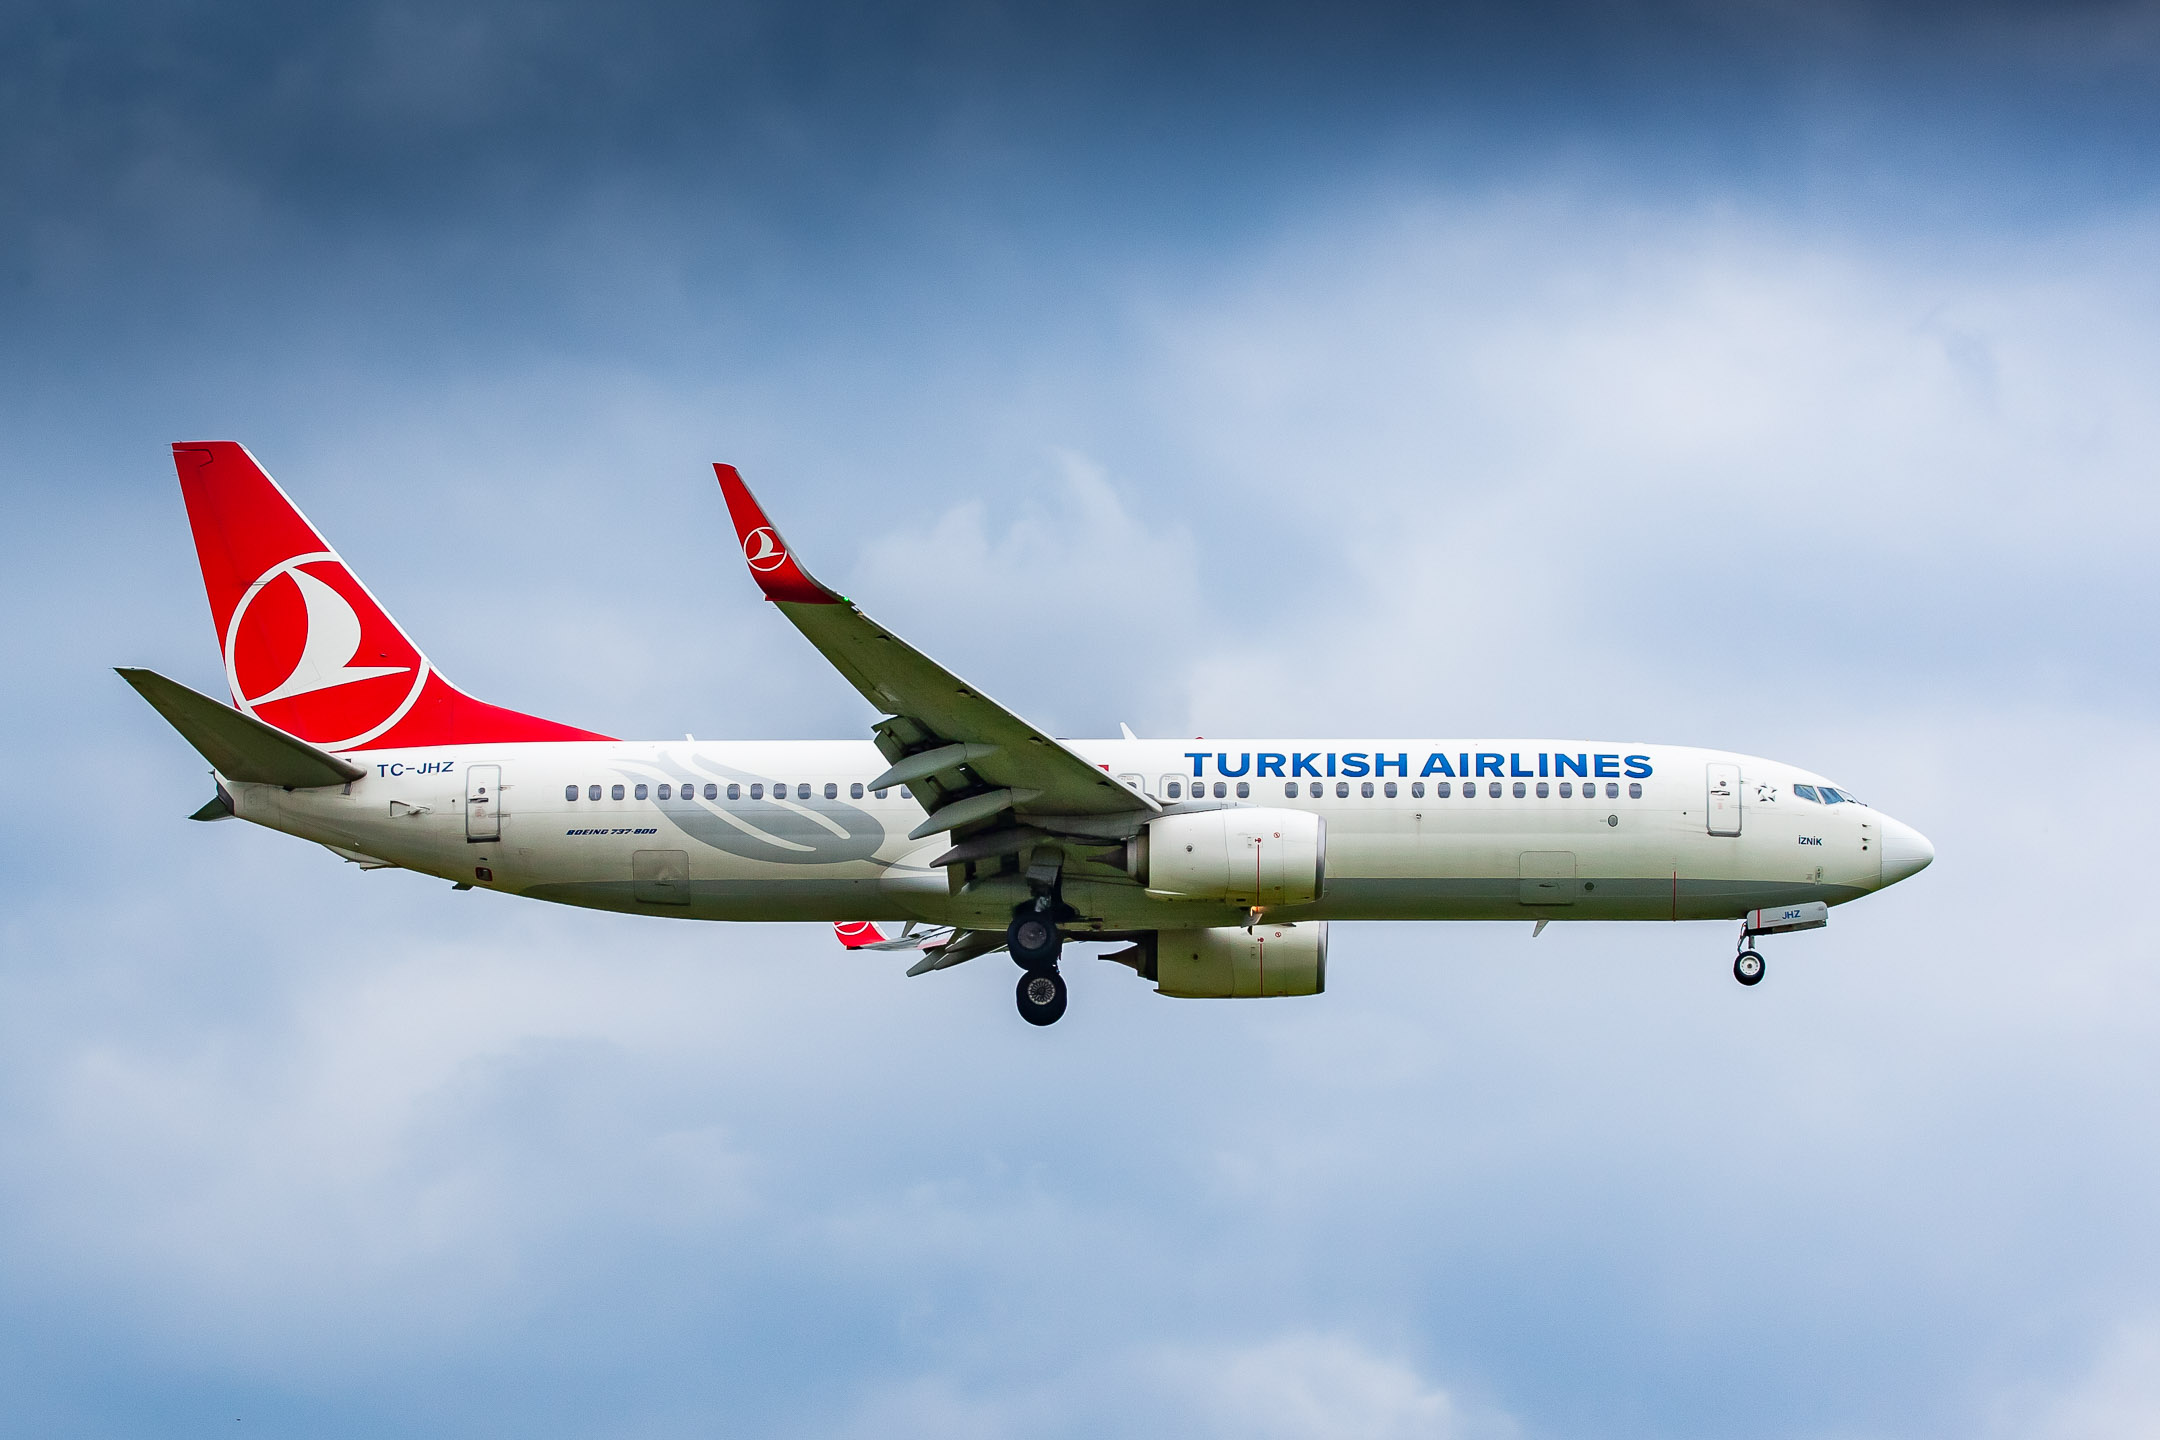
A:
122,443,1933,1025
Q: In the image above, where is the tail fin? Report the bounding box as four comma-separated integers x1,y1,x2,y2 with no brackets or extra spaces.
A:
171,443,609,751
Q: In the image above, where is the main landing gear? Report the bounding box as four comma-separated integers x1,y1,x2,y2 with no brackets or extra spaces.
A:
1008,899,1068,1026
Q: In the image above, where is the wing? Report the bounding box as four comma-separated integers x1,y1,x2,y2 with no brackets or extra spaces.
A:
714,465,1154,840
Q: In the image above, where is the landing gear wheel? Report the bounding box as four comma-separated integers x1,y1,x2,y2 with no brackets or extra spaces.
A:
1008,910,1062,967
1016,967,1068,1026
1734,950,1766,986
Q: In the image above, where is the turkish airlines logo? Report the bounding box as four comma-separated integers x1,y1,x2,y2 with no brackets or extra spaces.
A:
223,552,430,750
743,527,788,572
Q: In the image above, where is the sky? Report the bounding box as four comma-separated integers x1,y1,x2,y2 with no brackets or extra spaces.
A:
5,1,2160,1435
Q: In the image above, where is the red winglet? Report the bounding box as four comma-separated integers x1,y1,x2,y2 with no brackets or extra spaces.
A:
834,921,890,950
713,464,840,605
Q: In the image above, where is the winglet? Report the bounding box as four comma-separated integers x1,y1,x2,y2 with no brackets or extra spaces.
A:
834,921,890,950
713,464,842,605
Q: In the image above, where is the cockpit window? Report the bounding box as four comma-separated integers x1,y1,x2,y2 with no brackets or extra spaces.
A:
1823,786,1864,805
1819,788,1845,805
1793,784,1821,802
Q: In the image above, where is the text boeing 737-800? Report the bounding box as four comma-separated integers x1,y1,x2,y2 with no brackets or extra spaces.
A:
122,442,1933,1025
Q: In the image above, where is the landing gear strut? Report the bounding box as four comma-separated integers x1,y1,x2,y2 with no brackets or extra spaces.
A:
1016,966,1068,1025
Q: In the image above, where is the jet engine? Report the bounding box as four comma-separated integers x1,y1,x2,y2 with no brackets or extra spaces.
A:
1138,808,1325,906
1145,922,1329,998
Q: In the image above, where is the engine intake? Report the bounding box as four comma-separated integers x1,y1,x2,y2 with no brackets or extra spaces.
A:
1140,808,1324,906
1153,922,1328,998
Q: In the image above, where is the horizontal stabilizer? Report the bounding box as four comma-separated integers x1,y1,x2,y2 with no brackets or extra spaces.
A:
117,667,366,788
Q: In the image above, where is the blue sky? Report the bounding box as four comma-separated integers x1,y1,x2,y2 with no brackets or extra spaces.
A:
5,3,2160,1435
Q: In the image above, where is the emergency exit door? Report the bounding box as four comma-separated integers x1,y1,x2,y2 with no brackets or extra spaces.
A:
466,765,501,843
1706,763,1741,837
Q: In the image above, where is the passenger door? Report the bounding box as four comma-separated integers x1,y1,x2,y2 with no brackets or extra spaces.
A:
465,764,501,843
1706,763,1741,837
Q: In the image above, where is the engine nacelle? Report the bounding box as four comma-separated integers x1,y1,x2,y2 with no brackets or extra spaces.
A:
1154,922,1328,998
1141,808,1325,906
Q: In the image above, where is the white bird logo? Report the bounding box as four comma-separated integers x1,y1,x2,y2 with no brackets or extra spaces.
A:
245,566,410,704
744,527,788,572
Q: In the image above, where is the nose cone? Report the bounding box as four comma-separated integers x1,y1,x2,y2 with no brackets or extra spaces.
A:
1879,815,1935,887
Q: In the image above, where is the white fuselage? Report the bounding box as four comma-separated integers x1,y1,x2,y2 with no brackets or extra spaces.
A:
224,737,1926,934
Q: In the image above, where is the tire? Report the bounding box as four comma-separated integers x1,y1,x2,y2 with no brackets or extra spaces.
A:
1008,911,1062,966
1017,967,1068,1026
1734,951,1766,986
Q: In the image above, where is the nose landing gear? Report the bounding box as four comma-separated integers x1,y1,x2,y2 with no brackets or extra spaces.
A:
1734,949,1766,986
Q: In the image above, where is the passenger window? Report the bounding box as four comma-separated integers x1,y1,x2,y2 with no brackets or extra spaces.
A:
1308,782,1322,798
1335,781,1349,798
1384,781,1398,798
1212,781,1227,799
1628,782,1642,799
703,783,717,800
1166,780,1183,799
874,788,888,799
1489,782,1502,798
1512,782,1525,798
1361,781,1374,798
565,784,578,801
1793,784,1820,802
1411,782,1424,798
1435,782,1451,798
824,782,838,799
902,786,912,799
611,784,626,800
1236,781,1250,798
750,783,764,799
1604,782,1618,799
1559,782,1572,798
588,784,601,801
851,782,864,799
658,784,672,800
1284,782,1299,799
634,783,649,800
725,783,739,800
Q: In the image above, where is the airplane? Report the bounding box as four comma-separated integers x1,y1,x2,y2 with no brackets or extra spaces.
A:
121,442,1934,1026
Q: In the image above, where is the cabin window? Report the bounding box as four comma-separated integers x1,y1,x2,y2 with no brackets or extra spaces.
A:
657,784,671,800
749,783,763,799
851,782,864,798
1308,782,1322,798
1166,780,1183,799
825,782,838,799
587,784,602,801
1559,782,1573,798
1335,781,1349,798
1629,782,1642,799
901,786,913,799
1513,782,1526,798
1435,782,1451,798
1384,781,1398,798
1488,782,1502,798
1236,781,1250,798
1793,784,1820,802
1361,781,1374,798
874,788,888,799
1284,782,1299,798
610,784,625,800
1212,781,1227,798
565,784,578,801
1603,782,1617,799
1536,782,1549,798
634,783,649,800
1411,782,1424,798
